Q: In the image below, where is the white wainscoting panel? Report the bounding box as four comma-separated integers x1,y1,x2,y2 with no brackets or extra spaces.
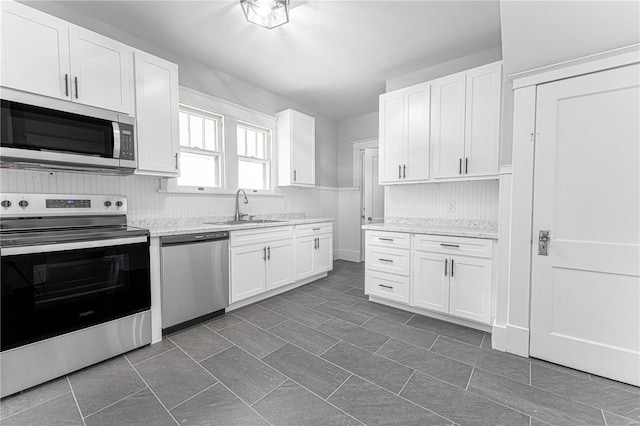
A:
384,180,499,220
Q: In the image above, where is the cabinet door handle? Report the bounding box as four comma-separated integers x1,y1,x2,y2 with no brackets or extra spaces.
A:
465,157,468,174
314,238,317,249
398,165,402,179
444,258,448,276
293,170,296,181
440,243,460,248
403,164,406,179
451,259,455,277
174,153,179,170
267,246,271,260
379,238,394,242
74,76,79,99
263,247,267,261
379,258,393,263
459,158,462,175
317,238,320,249
64,74,69,97
378,284,393,289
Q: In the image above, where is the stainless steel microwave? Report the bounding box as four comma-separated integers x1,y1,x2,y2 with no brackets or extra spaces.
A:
1,98,136,173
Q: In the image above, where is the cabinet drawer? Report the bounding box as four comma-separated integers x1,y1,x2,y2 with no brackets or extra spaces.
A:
366,231,410,250
230,226,292,247
365,270,409,304
294,222,333,237
413,234,492,258
366,246,410,276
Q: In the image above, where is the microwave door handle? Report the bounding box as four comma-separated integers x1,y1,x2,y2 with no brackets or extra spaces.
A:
112,122,121,159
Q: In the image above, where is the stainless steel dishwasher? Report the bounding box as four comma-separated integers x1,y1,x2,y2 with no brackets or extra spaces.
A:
161,231,229,334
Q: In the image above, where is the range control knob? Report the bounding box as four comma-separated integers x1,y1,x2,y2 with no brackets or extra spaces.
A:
18,200,29,208
115,201,123,207
104,201,112,207
1,200,11,208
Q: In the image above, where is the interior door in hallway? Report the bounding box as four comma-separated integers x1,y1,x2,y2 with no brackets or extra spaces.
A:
529,63,640,386
361,148,384,261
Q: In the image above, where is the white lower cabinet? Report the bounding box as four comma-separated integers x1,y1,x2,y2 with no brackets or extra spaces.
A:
448,255,492,323
229,244,267,303
266,239,294,290
294,223,333,281
412,251,449,313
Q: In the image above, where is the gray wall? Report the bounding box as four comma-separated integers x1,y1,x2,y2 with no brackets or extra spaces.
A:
24,1,339,187
337,112,379,187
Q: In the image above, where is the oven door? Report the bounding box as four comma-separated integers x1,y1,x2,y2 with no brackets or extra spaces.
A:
1,237,150,351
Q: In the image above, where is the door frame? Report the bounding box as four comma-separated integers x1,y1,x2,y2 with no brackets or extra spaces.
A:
495,44,640,357
352,138,379,262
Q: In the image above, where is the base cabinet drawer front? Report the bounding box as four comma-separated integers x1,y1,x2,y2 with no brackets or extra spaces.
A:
266,240,294,291
413,234,492,259
294,222,332,238
366,231,411,250
230,245,267,303
230,226,292,247
449,256,492,324
366,245,410,276
412,251,450,313
365,270,410,304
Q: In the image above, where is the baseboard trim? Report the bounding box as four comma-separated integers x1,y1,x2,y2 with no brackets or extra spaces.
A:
491,322,507,351
506,324,530,357
337,249,360,262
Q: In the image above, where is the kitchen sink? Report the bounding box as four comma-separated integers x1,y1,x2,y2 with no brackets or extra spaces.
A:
204,219,287,226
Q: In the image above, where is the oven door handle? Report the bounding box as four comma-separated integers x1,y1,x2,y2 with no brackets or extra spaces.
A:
1,236,148,256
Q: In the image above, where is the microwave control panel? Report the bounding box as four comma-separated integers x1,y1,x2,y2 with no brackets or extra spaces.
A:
119,123,135,161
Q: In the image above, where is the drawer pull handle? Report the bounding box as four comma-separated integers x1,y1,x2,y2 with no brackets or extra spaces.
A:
378,284,393,289
312,228,321,231
379,238,394,242
440,243,460,248
379,258,394,263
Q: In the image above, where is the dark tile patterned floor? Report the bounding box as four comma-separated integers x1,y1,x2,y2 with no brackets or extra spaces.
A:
2,260,639,425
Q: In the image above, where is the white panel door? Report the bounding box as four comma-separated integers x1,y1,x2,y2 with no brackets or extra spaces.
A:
294,236,316,280
134,51,179,176
69,27,132,114
448,255,492,324
1,2,70,99
316,234,333,274
266,240,294,290
230,245,266,303
291,111,315,185
530,64,640,386
379,91,405,183
464,63,501,177
431,74,466,179
404,83,430,181
412,251,449,313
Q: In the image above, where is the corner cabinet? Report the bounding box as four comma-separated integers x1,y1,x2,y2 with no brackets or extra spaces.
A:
431,62,502,179
277,109,315,186
294,223,333,281
379,82,430,184
1,1,133,115
133,51,180,177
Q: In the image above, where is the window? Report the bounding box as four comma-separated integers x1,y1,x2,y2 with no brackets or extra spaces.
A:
177,105,223,188
237,122,271,190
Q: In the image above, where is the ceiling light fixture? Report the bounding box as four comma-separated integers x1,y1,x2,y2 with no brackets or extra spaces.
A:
240,0,289,29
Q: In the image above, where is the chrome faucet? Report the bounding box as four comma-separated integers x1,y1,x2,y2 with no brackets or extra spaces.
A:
235,189,249,221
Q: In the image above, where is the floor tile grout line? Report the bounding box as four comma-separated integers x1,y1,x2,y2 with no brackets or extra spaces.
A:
403,313,416,325
167,382,218,412
397,370,416,396
82,387,147,420
465,367,475,391
374,337,392,355
66,377,86,426
249,378,289,407
318,339,342,357
427,334,440,351
124,356,180,426
198,343,238,364
601,409,608,426
202,314,246,332
324,374,353,401
128,346,177,366
529,361,532,385
166,339,274,426
480,333,486,348
0,390,73,422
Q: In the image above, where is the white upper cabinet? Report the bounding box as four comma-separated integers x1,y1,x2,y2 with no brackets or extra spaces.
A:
133,51,179,176
379,82,430,184
0,1,133,115
432,62,502,179
68,27,133,114
277,109,315,186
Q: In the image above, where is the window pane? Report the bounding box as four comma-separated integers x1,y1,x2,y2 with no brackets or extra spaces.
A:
237,127,246,156
179,112,189,147
177,152,219,187
256,132,266,159
204,118,217,151
238,160,266,190
190,115,203,149
246,129,256,157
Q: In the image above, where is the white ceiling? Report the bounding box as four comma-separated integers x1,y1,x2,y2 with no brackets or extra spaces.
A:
54,1,501,120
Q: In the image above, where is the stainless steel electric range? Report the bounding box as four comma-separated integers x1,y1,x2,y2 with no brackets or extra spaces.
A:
0,193,151,398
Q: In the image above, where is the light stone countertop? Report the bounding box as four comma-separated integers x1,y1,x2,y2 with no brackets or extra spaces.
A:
131,215,334,238
361,217,498,240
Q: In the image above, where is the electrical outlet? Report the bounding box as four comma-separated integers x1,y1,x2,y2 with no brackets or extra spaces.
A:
447,201,456,213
